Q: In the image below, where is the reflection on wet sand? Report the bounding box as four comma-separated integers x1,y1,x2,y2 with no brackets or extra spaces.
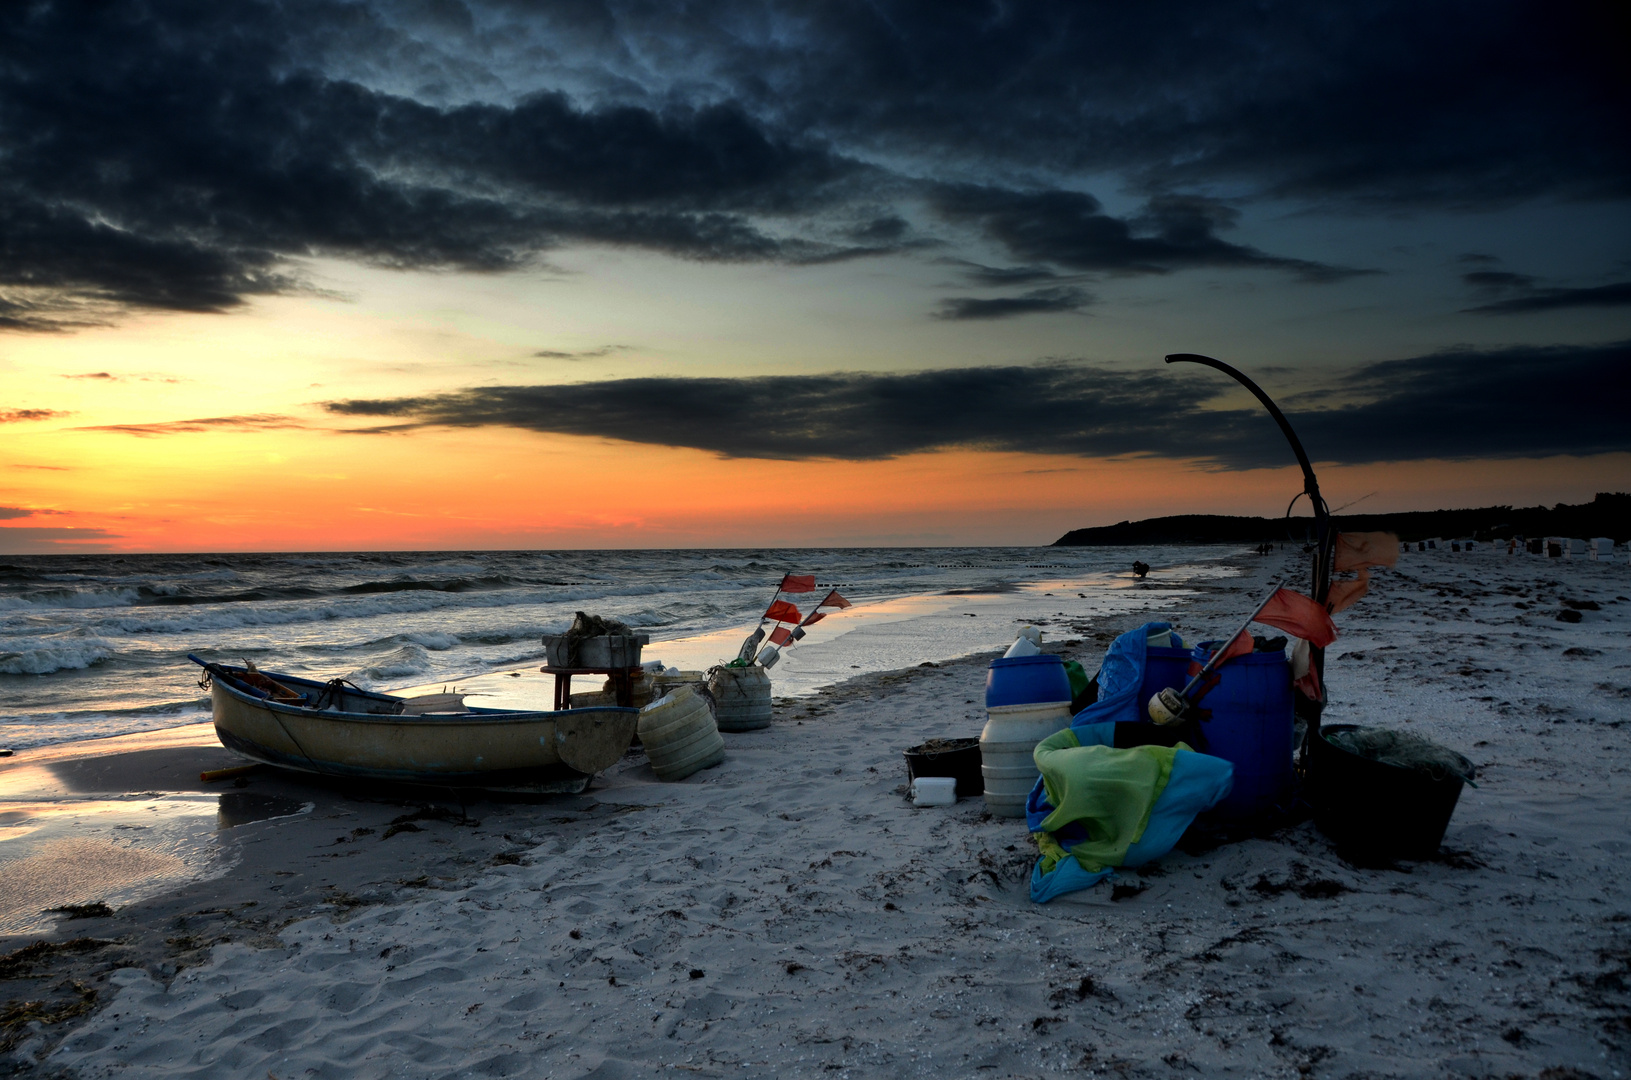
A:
0,837,187,934
215,792,309,830
0,725,314,937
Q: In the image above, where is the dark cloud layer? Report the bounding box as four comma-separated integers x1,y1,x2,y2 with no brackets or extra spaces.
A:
670,0,1630,206
1464,282,1631,315
0,526,119,542
533,345,633,360
0,409,65,423
935,288,1091,321
76,415,304,437
931,189,1360,282
0,1,875,330
324,341,1630,468
5,1,1620,330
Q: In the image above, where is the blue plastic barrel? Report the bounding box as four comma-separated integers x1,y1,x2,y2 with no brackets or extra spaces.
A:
1138,646,1194,717
985,654,1072,708
1190,641,1294,818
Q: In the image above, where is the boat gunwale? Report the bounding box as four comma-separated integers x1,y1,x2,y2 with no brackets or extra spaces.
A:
207,663,637,726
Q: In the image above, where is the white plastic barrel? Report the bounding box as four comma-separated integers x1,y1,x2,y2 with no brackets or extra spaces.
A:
637,685,725,781
708,665,773,731
980,700,1072,818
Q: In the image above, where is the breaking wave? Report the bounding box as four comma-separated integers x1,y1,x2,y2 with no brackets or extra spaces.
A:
0,637,117,676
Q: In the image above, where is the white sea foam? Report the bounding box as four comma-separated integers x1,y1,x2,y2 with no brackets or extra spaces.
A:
0,637,117,675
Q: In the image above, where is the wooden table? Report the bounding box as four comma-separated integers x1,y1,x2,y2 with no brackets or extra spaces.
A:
540,666,644,710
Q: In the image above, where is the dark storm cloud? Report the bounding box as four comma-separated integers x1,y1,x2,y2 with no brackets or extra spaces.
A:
947,262,1063,287
4,0,1623,331
1301,341,1630,463
929,188,1363,282
1464,282,1631,315
323,341,1631,467
634,0,1628,205
0,1,879,330
1463,272,1539,291
326,365,1214,458
1457,267,1631,315
934,288,1091,321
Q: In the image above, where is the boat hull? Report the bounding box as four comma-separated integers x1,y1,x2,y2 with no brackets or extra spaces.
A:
209,679,638,786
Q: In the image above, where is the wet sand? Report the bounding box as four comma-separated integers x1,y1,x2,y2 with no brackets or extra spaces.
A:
4,549,1629,1078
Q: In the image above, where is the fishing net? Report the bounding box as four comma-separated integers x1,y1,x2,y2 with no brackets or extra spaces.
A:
562,611,634,649
1324,726,1475,784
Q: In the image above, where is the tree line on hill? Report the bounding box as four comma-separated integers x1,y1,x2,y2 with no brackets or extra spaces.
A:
1052,492,1630,547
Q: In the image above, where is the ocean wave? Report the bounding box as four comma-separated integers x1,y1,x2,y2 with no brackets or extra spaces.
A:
404,632,460,650
89,579,773,636
0,706,213,751
0,637,118,675
0,588,143,611
347,644,434,685
472,646,551,670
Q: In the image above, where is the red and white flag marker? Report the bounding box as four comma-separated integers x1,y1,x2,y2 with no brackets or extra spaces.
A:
737,577,852,669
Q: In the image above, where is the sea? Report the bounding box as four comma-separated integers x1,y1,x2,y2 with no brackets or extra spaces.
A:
0,546,1240,752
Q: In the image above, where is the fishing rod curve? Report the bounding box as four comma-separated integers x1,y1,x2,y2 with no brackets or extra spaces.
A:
1164,353,1325,513
1163,353,1337,728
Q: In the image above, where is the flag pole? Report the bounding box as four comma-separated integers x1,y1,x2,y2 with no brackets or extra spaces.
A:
1164,355,1334,755
1175,581,1281,700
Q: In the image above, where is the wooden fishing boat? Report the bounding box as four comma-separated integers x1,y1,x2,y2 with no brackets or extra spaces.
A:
189,655,637,793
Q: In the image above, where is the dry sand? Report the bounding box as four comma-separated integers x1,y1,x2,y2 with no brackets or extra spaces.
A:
3,548,1629,1079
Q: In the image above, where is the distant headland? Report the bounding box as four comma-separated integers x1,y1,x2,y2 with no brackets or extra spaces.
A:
1052,492,1631,547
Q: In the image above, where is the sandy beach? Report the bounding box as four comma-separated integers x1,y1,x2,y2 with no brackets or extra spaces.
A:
3,548,1629,1079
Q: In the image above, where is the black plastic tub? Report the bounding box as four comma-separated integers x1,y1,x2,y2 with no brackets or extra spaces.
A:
1309,724,1471,861
904,738,984,798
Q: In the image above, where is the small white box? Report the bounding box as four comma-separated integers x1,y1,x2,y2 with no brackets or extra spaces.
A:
911,776,957,806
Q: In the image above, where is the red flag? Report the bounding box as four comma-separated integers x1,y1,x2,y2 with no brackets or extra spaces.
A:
1214,629,1255,665
802,611,826,626
764,600,802,624
1334,532,1399,572
1326,570,1370,614
768,625,794,646
819,590,851,609
1295,662,1323,701
1254,587,1337,647
779,574,817,594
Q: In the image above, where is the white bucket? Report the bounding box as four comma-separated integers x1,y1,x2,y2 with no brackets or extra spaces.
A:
637,685,725,781
980,700,1072,818
708,665,772,731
